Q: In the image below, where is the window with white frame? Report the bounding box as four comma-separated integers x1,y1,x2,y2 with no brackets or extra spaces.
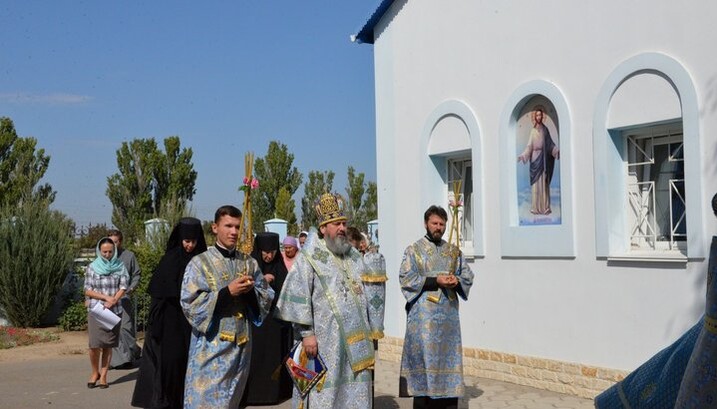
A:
624,121,685,253
447,157,473,247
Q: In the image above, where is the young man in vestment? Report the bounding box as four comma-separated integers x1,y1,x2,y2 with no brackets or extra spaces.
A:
180,205,274,409
399,205,474,409
276,193,385,409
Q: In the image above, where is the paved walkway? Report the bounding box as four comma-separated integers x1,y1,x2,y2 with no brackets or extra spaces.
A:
0,332,594,408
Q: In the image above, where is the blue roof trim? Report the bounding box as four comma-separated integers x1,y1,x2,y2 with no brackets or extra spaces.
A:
352,0,396,44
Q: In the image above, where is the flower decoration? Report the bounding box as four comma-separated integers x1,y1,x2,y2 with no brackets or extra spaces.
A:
239,177,260,193
448,192,464,209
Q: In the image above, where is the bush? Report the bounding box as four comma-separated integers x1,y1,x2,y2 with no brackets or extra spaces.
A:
0,201,75,327
129,242,164,331
74,223,109,250
58,301,88,331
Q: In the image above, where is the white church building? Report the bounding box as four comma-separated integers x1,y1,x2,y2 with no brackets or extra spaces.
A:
354,0,717,398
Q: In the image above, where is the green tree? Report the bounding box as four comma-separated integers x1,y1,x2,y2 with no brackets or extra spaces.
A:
106,136,197,243
344,167,378,231
153,136,198,224
364,181,378,222
345,166,367,228
300,170,335,229
0,117,55,206
0,201,74,327
275,186,299,235
251,141,302,231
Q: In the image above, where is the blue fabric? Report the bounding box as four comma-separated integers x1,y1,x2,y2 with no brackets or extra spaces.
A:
399,237,474,399
180,248,273,409
594,322,701,408
675,236,717,408
596,236,717,409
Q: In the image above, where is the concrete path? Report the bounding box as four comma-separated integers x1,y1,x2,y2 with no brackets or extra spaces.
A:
0,333,594,408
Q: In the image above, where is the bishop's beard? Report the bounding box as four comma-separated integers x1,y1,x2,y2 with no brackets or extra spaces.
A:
325,234,352,256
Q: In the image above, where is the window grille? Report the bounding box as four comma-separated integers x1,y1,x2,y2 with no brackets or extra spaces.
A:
625,127,685,252
447,158,473,246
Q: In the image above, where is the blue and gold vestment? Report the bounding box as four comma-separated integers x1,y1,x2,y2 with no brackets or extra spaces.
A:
399,237,474,399
180,247,273,409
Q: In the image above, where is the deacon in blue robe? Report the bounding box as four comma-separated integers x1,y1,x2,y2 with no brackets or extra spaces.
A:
399,205,474,409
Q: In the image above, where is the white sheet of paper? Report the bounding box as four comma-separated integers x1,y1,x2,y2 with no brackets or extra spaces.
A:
90,302,121,330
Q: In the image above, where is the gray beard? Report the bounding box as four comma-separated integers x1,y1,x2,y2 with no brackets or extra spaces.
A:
325,235,352,256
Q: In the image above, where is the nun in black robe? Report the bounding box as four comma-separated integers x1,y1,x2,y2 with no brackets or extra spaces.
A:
131,217,207,409
241,232,294,405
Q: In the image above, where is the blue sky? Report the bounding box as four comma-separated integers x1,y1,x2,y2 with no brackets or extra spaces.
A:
0,2,378,226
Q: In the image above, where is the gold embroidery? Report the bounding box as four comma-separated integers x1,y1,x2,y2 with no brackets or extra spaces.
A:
360,274,388,283
346,332,366,344
219,331,235,343
201,262,217,292
351,357,375,372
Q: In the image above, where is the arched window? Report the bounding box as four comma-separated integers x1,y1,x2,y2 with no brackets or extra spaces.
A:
421,100,483,256
593,53,704,260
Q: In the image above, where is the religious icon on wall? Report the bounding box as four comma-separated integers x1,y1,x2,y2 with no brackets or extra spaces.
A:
516,96,561,226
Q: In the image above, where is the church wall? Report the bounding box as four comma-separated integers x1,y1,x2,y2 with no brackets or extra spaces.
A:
370,0,717,386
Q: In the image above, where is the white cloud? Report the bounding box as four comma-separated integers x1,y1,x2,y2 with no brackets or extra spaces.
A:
0,92,93,105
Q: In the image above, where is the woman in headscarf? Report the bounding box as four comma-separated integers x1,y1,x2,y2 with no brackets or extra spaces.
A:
84,237,129,389
282,235,300,271
241,232,294,405
131,217,207,409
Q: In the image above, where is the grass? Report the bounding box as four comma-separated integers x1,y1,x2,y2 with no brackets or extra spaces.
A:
0,326,60,349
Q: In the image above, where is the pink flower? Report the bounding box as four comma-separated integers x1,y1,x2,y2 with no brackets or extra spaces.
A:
251,178,259,189
243,176,250,186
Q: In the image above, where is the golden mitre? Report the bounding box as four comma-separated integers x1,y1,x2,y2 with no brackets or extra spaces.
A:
315,193,347,227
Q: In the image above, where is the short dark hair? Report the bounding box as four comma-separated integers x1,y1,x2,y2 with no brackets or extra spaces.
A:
424,205,448,223
214,205,242,223
712,193,717,216
107,229,122,239
346,226,363,243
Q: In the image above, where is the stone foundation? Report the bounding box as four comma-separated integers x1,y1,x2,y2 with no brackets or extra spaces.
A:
377,336,628,399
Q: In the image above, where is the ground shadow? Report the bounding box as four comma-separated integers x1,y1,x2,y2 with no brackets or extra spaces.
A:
459,384,485,408
374,393,403,409
110,369,139,386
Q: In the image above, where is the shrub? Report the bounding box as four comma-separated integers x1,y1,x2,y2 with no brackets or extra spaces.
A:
74,223,109,250
0,201,75,327
129,242,164,331
58,301,88,331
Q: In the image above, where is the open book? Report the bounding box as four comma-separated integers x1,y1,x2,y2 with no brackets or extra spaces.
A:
285,341,327,398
